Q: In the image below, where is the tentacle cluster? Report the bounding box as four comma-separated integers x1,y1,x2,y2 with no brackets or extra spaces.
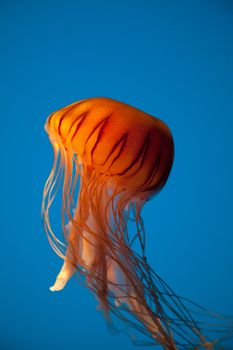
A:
42,141,233,350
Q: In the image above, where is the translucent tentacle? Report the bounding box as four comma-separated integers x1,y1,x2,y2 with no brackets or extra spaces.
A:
42,144,233,349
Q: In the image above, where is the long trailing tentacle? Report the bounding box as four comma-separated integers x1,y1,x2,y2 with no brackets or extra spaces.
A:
42,142,67,258
42,143,233,349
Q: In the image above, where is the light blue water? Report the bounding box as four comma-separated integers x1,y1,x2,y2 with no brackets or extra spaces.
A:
1,1,233,349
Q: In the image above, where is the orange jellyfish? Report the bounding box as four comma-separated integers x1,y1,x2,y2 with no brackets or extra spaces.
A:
42,97,231,349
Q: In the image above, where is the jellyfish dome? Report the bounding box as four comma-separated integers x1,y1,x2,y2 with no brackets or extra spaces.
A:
42,97,231,349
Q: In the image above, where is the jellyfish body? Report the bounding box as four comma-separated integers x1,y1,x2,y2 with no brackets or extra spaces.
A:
42,98,230,349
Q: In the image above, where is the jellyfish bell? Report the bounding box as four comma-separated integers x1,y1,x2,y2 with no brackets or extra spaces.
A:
46,97,174,197
42,97,232,349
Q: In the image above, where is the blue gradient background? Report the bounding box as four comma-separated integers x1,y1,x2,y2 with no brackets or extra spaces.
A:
1,1,233,349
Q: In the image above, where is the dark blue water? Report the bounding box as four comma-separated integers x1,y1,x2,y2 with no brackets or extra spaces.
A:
1,1,233,349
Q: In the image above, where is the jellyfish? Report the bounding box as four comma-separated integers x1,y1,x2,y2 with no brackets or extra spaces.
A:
42,97,231,349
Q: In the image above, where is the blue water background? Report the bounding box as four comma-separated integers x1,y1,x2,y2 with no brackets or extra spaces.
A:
1,1,233,349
